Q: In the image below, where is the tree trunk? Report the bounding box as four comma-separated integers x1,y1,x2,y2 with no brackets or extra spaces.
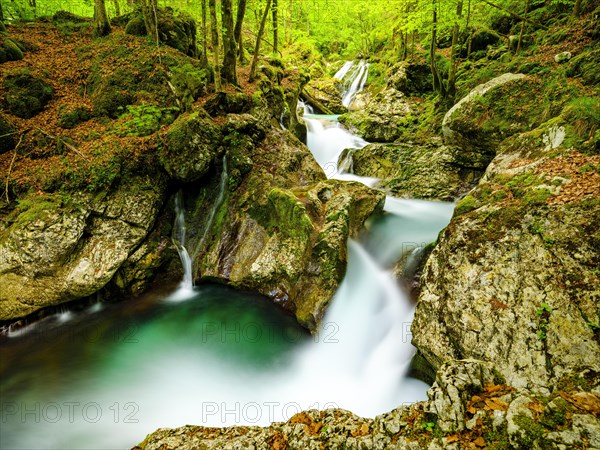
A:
221,0,238,84
94,0,112,37
209,0,221,91
139,0,158,42
573,0,582,18
430,4,445,97
272,0,278,55
234,0,247,64
447,0,463,104
517,0,530,53
200,0,208,65
113,0,121,16
249,0,272,82
0,0,5,31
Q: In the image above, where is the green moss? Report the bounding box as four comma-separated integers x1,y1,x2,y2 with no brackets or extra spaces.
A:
114,104,179,137
0,36,24,63
3,70,53,119
512,414,545,447
522,188,553,206
58,106,92,129
454,195,478,216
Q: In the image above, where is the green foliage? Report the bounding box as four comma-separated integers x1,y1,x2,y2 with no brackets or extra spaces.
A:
421,421,435,432
536,303,554,341
114,104,179,137
169,64,208,112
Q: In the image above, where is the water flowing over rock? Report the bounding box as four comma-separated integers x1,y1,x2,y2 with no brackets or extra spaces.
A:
303,78,346,114
188,124,385,331
0,176,167,320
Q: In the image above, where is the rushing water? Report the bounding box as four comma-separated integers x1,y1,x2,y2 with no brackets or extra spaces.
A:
334,60,370,108
0,82,454,448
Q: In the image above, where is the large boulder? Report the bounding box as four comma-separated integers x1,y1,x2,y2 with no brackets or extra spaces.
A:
189,125,385,331
303,78,346,114
0,35,24,64
344,140,482,201
413,121,600,388
387,61,433,95
0,177,167,320
2,71,53,119
339,88,419,142
442,73,540,157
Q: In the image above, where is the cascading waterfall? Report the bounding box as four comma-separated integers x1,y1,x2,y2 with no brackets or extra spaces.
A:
335,60,370,108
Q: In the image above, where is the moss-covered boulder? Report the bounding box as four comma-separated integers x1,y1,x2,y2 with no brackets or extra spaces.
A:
0,35,24,63
339,88,419,142
346,141,482,200
122,7,198,57
0,114,16,153
386,62,433,95
159,109,224,182
3,71,53,118
442,73,540,157
58,106,92,129
0,176,167,320
565,48,600,86
303,78,346,114
182,126,384,331
413,123,600,388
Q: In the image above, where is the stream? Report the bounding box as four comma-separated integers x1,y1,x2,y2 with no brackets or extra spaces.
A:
0,61,454,449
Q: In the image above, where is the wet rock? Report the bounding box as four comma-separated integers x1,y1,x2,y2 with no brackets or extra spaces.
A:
193,128,385,331
3,71,53,119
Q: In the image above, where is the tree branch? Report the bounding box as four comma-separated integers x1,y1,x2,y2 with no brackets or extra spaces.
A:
479,0,548,30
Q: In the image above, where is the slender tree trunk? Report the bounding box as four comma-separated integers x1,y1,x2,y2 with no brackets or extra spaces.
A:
200,0,208,65
0,0,5,31
447,0,463,104
221,0,238,84
249,0,272,82
234,0,247,64
139,0,158,42
430,4,444,96
94,0,112,37
209,0,221,91
272,0,278,55
517,0,529,53
113,0,121,16
573,0,582,18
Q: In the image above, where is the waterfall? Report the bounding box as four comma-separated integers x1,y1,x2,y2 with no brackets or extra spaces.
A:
170,191,195,301
334,60,370,108
191,155,228,260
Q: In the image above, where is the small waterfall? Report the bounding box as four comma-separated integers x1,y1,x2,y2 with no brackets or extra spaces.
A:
191,155,228,260
170,191,195,301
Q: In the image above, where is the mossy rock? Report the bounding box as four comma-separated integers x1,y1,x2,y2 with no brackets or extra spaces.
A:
565,49,600,86
470,29,500,52
0,36,24,63
0,114,16,153
52,10,91,23
58,106,92,129
386,62,433,94
204,92,251,117
3,71,53,118
123,7,197,57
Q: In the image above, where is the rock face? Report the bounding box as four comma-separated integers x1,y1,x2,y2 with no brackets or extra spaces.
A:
0,176,167,320
413,120,600,388
339,88,418,142
386,62,433,95
187,122,384,331
303,78,346,114
135,359,600,450
344,140,482,200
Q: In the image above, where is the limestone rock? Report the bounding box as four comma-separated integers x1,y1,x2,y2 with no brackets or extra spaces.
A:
0,177,166,320
386,62,433,95
344,141,482,201
339,88,417,142
554,51,572,64
189,127,385,331
442,73,537,156
413,123,600,388
303,78,346,114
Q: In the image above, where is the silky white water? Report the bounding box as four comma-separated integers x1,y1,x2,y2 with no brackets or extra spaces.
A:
0,100,454,449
